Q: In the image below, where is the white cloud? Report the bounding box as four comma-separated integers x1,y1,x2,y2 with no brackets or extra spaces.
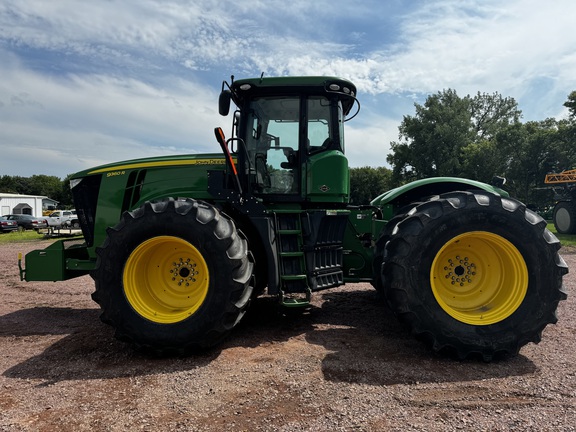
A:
241,0,576,117
0,50,226,177
345,121,397,169
368,0,576,116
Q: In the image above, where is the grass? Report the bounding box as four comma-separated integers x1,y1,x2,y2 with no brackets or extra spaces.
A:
547,223,576,248
0,229,51,245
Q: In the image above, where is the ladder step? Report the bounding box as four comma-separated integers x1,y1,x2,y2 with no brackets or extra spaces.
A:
280,274,307,281
282,298,310,307
277,229,301,235
280,251,304,258
280,289,311,308
274,211,310,304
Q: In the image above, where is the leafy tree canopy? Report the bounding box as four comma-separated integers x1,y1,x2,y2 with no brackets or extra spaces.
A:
0,174,74,207
386,89,576,209
349,166,393,205
564,91,576,119
387,89,521,184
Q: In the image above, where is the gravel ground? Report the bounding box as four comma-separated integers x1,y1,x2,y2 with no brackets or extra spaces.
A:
1,240,575,431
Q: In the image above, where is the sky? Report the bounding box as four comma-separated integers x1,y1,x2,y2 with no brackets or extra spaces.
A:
1,0,576,179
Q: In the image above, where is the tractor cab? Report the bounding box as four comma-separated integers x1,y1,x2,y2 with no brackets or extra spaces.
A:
218,76,358,205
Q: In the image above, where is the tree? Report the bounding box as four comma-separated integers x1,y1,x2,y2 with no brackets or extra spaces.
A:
0,175,18,194
469,91,522,140
59,174,75,207
349,166,392,204
28,175,65,202
564,91,576,118
556,91,576,170
496,119,561,204
459,139,505,183
387,89,522,186
0,174,73,207
388,89,474,182
0,176,33,195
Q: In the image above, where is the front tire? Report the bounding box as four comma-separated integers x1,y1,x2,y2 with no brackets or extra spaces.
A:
382,191,568,360
91,198,253,354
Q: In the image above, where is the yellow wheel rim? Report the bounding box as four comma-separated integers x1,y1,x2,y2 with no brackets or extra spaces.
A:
430,231,528,325
123,236,209,324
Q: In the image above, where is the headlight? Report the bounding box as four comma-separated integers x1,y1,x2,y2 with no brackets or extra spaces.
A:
69,178,83,189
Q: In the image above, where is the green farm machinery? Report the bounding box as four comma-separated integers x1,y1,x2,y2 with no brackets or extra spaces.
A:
20,76,568,360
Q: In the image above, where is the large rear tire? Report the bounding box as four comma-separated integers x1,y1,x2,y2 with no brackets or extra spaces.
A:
372,202,424,295
382,191,568,360
91,198,253,354
372,213,409,295
553,200,576,234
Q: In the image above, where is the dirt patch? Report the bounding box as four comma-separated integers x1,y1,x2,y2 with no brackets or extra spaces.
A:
1,241,575,431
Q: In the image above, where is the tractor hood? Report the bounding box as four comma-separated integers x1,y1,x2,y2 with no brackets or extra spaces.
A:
70,153,228,180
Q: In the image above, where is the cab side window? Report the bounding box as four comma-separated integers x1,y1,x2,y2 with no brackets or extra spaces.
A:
307,97,331,154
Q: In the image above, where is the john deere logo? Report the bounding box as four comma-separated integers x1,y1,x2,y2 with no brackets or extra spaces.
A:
319,185,330,192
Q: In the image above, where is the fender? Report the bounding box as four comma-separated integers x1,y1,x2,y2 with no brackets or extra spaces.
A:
370,177,509,221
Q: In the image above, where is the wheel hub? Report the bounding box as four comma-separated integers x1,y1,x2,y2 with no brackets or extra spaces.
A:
169,258,200,286
123,236,209,324
442,256,476,286
430,231,528,325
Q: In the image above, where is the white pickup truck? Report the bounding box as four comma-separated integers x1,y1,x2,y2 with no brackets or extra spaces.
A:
46,210,80,228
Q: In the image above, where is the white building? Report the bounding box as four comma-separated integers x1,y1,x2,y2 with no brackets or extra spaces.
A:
0,193,49,218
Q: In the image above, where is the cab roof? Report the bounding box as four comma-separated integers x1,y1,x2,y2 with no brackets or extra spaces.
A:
229,76,357,115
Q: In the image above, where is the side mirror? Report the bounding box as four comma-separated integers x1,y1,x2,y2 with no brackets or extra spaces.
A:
219,90,232,116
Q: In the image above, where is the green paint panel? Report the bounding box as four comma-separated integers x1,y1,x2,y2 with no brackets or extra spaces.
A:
24,240,92,281
306,151,349,203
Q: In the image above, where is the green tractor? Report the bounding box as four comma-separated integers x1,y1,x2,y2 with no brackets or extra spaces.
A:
20,76,568,360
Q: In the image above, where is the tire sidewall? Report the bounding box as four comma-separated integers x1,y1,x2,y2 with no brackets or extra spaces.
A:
94,200,247,349
387,195,563,350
